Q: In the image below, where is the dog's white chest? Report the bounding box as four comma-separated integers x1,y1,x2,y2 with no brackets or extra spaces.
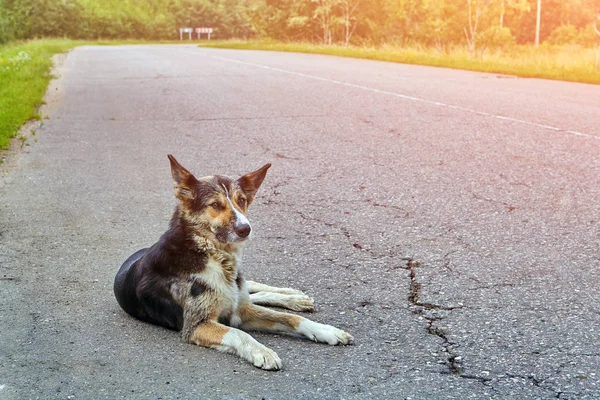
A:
203,256,242,325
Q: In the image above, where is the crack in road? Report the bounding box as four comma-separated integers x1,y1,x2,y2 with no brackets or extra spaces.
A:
294,211,376,256
496,372,574,399
293,210,473,381
401,259,467,377
293,207,588,398
402,259,577,398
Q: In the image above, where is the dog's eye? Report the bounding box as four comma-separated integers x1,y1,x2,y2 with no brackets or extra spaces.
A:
238,197,247,207
209,201,221,209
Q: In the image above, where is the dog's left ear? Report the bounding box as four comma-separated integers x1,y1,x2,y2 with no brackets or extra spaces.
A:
238,163,271,205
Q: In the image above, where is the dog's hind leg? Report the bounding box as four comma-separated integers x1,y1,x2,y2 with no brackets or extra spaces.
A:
239,304,353,346
188,320,282,370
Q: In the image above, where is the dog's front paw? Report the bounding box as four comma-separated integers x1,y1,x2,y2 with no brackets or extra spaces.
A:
318,326,353,345
330,327,353,345
298,320,354,345
251,346,282,371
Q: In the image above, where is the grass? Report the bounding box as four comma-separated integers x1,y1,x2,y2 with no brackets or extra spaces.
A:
0,39,84,149
198,40,600,85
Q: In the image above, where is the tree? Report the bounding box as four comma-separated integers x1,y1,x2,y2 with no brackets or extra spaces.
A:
594,10,600,69
312,0,339,44
464,0,486,52
339,0,360,45
464,0,527,52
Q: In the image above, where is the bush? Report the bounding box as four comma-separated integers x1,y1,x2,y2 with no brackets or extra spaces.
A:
0,14,9,44
479,26,516,50
577,24,600,47
546,24,578,45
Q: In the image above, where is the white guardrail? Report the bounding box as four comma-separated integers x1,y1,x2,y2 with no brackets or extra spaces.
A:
179,27,213,40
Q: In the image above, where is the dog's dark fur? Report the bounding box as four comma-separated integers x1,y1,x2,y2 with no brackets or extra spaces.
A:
114,155,352,370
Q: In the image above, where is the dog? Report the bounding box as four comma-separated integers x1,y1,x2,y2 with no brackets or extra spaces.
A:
114,155,353,370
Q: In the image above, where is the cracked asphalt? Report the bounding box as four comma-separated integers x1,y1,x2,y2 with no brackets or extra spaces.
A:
1,44,599,399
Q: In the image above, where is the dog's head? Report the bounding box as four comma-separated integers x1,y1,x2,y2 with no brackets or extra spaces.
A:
167,155,270,244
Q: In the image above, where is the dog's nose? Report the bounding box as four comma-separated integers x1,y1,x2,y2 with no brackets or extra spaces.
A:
235,224,251,238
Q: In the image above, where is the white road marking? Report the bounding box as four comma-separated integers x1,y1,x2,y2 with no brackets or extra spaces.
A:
174,48,598,141
494,115,561,131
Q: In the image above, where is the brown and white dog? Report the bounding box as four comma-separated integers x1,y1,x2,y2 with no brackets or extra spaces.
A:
114,155,353,370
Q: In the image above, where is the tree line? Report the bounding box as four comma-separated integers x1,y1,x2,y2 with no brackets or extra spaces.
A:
1,0,599,48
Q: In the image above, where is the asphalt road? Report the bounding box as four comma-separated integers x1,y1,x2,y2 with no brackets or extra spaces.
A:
1,44,599,400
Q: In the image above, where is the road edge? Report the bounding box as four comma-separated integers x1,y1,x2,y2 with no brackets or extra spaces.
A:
0,51,69,179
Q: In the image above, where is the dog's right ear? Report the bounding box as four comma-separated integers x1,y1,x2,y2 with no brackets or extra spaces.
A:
168,155,197,201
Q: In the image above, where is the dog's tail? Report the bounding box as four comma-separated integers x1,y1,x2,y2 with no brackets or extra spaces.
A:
114,248,148,314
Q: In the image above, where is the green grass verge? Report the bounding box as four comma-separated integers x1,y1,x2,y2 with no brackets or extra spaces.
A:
199,40,600,85
0,39,85,149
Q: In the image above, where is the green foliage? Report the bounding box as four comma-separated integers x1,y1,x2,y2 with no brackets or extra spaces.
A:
0,0,599,48
0,0,259,44
479,26,517,50
547,24,579,45
0,39,78,149
578,23,600,47
0,0,600,52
